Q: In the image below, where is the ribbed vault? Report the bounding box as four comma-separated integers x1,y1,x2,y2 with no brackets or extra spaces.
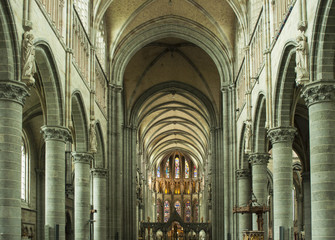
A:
137,88,211,167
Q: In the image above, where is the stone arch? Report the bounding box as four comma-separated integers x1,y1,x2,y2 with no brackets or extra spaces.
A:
238,123,249,169
0,0,20,81
130,81,217,128
111,16,232,88
310,0,335,81
35,42,64,126
71,91,89,152
94,121,105,168
273,43,297,127
253,93,268,153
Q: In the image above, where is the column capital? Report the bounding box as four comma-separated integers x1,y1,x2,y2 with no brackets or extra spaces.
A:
249,153,270,165
267,126,296,144
0,81,29,105
236,169,251,179
72,152,93,164
41,126,72,142
301,81,335,107
91,168,108,178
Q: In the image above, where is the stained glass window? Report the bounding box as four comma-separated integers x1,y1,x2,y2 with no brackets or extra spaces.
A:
165,159,170,178
174,201,181,216
194,165,197,178
185,161,189,178
157,165,161,177
164,201,170,222
185,201,191,222
175,156,180,178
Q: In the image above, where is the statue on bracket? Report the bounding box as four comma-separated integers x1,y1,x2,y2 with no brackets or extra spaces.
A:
244,120,252,154
89,120,97,153
295,32,310,85
22,31,36,87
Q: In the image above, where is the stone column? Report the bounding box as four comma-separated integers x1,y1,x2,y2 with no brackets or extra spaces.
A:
302,172,311,240
302,81,335,239
236,169,251,240
92,168,108,240
73,152,93,240
41,126,71,240
268,127,296,240
249,153,269,237
0,81,28,240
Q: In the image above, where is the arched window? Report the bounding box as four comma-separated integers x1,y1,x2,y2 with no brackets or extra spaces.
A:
74,0,89,31
164,201,170,222
185,161,189,178
185,201,191,222
174,201,181,216
175,156,180,178
194,165,197,178
96,19,106,71
157,165,160,178
21,135,29,201
165,159,170,178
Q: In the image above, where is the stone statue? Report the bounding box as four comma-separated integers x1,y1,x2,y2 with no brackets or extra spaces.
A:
180,182,184,194
89,120,97,153
295,32,309,85
244,120,252,154
22,31,36,86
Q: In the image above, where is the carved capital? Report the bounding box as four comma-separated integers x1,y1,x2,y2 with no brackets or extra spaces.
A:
41,126,72,142
267,127,296,144
72,152,93,164
0,81,29,105
301,81,335,107
91,168,108,178
236,169,251,179
249,153,270,165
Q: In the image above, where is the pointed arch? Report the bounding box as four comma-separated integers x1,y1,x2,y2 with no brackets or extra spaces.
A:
71,91,89,152
0,0,20,81
273,42,297,127
35,41,64,126
253,93,268,153
94,121,105,168
310,0,335,81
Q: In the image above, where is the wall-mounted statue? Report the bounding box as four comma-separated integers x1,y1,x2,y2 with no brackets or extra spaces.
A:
244,120,252,154
89,120,97,153
295,32,310,85
22,31,36,87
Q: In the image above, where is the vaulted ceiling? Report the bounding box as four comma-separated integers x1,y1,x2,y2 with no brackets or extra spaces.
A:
96,0,242,169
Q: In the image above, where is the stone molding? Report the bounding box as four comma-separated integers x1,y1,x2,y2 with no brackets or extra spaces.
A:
0,81,29,105
41,126,71,142
301,81,335,107
236,169,251,179
249,153,270,165
72,152,93,164
91,168,108,178
267,127,296,144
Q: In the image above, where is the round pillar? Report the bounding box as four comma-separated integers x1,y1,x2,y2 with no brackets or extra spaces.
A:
249,153,269,237
0,81,28,240
73,152,93,240
268,126,296,240
92,168,108,240
41,125,71,239
302,81,335,239
236,169,251,240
